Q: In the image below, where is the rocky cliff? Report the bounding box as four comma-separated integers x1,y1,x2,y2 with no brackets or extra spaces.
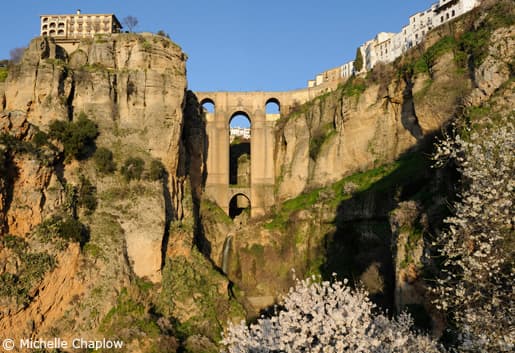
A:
273,4,514,200
198,0,514,328
0,33,240,352
0,0,513,351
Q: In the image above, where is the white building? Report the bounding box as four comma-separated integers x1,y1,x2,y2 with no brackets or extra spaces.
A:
230,127,251,142
341,61,355,79
434,0,479,27
307,0,481,87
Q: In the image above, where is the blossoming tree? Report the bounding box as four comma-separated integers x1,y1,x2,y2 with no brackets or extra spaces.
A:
432,117,514,352
222,276,442,353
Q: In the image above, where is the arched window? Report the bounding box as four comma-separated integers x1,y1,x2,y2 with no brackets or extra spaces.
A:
42,24,48,30
229,193,251,219
42,31,48,36
49,30,56,36
58,29,65,36
42,17,49,23
49,22,56,29
265,98,280,114
201,98,215,113
229,112,251,186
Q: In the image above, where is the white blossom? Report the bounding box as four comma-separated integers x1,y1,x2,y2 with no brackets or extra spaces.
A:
221,276,443,353
432,116,514,352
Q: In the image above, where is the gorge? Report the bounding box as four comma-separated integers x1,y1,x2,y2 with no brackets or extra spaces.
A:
0,1,513,352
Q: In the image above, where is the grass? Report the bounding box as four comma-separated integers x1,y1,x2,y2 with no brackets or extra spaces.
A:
201,199,232,225
266,153,428,230
100,287,161,340
0,235,56,306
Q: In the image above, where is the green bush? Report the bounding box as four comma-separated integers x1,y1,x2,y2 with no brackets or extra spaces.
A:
121,157,145,181
32,130,49,147
48,112,98,160
78,175,97,215
149,159,166,181
39,215,89,245
94,147,116,174
0,67,8,82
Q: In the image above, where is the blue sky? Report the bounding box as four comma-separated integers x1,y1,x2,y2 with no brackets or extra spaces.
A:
1,0,431,92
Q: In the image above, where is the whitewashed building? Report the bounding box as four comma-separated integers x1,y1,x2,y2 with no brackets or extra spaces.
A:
341,61,355,79
230,127,251,142
307,0,481,87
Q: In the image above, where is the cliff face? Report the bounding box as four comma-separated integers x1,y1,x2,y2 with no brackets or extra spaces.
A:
200,1,515,324
273,5,514,201
0,33,237,352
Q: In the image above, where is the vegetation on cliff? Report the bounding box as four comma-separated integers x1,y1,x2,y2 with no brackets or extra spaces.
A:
432,114,514,351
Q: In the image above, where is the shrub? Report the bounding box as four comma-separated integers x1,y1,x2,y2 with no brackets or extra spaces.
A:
32,130,49,147
0,66,8,82
222,276,443,352
121,157,145,181
149,159,166,181
48,113,98,160
94,147,116,174
78,175,97,215
39,215,89,245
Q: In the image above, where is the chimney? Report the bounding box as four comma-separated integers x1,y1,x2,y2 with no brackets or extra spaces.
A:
77,9,81,15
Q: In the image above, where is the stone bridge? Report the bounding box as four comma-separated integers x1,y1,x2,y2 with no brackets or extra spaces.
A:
195,85,333,217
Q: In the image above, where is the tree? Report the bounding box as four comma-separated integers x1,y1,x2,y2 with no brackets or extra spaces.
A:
9,47,25,64
123,16,139,32
353,47,364,73
94,147,116,174
156,30,170,39
222,276,443,353
432,117,514,352
48,113,98,160
149,159,166,181
121,157,145,181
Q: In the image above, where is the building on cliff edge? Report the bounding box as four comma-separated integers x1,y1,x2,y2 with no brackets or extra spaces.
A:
40,10,122,39
308,0,480,88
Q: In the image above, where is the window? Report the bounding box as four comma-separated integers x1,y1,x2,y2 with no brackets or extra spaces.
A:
452,10,455,16
441,16,444,22
446,13,450,19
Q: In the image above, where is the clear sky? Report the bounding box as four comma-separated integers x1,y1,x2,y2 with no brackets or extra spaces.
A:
0,0,432,92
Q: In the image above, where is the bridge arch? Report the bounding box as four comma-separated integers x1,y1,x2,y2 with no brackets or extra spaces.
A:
229,111,251,186
200,98,215,113
228,110,252,125
265,97,281,114
229,193,251,219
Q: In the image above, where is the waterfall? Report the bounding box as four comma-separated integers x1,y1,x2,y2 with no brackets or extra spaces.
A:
222,235,233,274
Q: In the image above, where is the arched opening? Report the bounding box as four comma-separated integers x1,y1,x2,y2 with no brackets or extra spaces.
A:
42,17,49,23
229,112,251,186
49,30,56,36
58,22,65,29
265,98,280,114
42,31,48,36
201,98,215,114
42,24,48,30
57,29,65,36
229,193,251,220
49,22,56,29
